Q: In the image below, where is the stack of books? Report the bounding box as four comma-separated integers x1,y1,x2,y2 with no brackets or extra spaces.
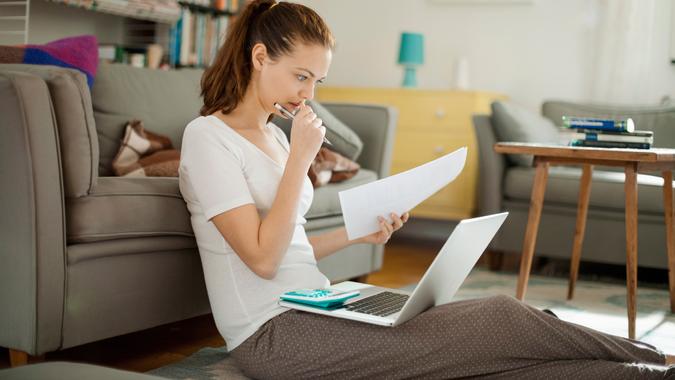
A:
561,116,654,149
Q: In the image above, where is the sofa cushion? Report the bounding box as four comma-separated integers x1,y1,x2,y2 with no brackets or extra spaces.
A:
307,169,378,220
66,177,193,243
504,166,669,214
491,100,561,166
0,64,98,197
542,100,675,148
92,63,203,175
272,99,364,160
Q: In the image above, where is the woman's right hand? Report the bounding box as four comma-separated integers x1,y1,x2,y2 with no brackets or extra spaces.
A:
288,103,326,166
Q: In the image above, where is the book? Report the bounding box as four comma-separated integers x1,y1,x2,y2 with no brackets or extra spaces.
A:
563,116,635,133
561,130,654,144
570,139,651,150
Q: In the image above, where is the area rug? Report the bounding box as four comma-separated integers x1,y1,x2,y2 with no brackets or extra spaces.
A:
148,269,675,379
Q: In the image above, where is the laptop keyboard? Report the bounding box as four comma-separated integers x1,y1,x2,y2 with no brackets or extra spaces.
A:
344,291,409,317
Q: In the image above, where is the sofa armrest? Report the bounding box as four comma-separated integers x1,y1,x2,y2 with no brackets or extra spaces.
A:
473,114,507,216
320,103,398,179
0,70,66,355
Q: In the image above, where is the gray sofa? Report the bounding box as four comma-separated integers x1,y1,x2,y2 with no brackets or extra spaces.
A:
474,100,675,270
0,63,397,361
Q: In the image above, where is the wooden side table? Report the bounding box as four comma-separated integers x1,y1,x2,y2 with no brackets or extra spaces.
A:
494,142,675,339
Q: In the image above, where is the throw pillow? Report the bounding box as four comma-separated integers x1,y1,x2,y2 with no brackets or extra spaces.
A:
0,35,98,87
272,100,364,160
308,147,360,188
112,120,180,177
491,100,561,166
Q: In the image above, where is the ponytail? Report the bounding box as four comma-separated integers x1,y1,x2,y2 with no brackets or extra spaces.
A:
200,0,334,116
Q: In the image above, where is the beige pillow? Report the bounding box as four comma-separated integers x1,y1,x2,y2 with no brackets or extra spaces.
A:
112,120,180,177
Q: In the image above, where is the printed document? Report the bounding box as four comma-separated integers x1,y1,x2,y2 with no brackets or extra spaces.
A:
339,147,467,240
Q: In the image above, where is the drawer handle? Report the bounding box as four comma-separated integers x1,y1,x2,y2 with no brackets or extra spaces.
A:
435,108,446,119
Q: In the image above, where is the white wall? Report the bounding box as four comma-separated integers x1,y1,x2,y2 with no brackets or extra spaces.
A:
298,0,675,111
647,0,675,105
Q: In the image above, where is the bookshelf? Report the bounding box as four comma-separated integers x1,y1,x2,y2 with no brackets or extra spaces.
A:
38,0,241,69
0,0,30,45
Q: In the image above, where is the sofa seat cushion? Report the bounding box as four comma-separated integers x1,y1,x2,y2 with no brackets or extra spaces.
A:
307,169,378,220
67,176,193,243
504,166,669,214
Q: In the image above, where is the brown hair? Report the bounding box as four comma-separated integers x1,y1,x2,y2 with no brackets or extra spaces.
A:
200,0,335,116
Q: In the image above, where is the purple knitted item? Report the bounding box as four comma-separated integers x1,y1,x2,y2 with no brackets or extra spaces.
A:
1,35,99,87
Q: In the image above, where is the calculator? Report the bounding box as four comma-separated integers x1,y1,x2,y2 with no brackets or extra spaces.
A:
280,288,360,309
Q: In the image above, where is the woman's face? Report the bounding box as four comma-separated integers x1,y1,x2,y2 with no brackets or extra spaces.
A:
254,42,332,115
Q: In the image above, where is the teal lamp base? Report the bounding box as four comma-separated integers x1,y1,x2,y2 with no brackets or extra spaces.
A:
402,66,417,87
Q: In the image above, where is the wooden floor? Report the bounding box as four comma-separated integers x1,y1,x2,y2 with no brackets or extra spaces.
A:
0,237,446,373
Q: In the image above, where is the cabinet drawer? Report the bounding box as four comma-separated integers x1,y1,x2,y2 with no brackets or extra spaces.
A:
389,95,476,131
397,121,472,134
392,131,471,165
391,163,475,219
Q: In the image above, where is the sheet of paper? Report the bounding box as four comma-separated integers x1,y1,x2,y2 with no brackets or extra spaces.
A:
339,147,467,241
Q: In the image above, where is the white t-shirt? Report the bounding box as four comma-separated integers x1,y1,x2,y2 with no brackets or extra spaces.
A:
179,115,330,351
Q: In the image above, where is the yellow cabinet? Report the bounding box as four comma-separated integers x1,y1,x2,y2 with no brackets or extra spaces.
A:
317,87,505,220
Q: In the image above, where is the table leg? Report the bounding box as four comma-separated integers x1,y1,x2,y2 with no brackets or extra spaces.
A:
568,164,593,300
662,170,675,313
516,159,549,301
9,349,28,367
625,163,638,339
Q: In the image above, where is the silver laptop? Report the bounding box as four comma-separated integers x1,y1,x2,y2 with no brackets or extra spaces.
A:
279,212,508,326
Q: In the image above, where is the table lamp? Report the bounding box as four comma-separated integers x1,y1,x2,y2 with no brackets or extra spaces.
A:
398,32,424,87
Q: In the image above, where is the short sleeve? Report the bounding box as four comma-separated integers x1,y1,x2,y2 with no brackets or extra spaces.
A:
180,126,254,220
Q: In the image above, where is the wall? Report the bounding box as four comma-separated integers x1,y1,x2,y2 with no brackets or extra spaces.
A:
298,0,675,111
28,0,126,45
647,0,675,105
24,0,675,111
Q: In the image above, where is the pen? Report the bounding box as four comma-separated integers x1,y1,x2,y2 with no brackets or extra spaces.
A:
274,103,332,145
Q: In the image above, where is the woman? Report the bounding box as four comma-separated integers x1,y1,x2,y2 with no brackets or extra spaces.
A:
178,1,674,378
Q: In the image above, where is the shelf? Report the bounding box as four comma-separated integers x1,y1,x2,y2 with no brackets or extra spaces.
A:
47,0,182,24
0,0,29,44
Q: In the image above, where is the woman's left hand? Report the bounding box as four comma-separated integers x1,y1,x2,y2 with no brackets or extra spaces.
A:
359,212,410,245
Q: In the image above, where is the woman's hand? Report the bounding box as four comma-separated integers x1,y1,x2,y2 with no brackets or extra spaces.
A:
358,212,410,245
288,102,326,167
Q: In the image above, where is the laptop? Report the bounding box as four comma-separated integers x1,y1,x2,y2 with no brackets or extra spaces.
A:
279,212,508,326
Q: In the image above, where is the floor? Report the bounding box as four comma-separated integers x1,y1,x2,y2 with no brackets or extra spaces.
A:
0,236,669,373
